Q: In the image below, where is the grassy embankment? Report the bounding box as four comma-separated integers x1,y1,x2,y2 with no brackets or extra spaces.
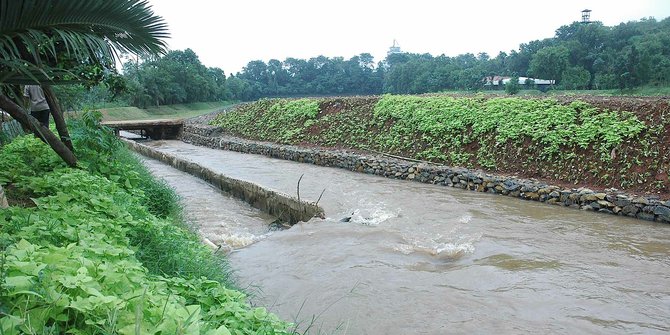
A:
0,112,291,334
209,95,670,196
97,102,233,121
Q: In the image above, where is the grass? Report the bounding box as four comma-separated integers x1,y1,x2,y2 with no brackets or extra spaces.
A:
0,113,293,334
96,101,234,121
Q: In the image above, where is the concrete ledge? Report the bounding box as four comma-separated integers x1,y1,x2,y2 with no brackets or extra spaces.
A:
122,138,325,224
180,124,670,224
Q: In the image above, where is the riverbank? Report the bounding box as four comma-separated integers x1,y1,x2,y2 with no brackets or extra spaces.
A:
0,114,292,334
182,100,670,223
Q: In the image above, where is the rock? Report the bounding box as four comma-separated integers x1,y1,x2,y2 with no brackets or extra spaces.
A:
525,192,540,200
549,191,560,198
636,212,656,221
578,188,594,194
503,180,521,191
598,208,614,215
408,167,415,173
595,193,607,200
408,173,416,179
622,205,639,215
580,194,599,202
339,216,352,223
632,197,650,205
614,198,631,207
521,185,538,193
597,200,613,208
581,205,594,211
652,205,670,222
547,198,561,205
642,205,656,214
269,220,290,231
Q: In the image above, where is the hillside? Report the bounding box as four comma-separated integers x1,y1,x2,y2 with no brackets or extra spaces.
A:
210,95,670,197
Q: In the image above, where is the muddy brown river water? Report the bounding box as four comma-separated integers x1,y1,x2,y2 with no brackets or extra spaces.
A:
142,140,670,334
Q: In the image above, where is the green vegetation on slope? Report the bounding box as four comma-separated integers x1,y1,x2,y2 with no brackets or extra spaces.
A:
0,113,290,334
210,95,670,194
98,102,233,122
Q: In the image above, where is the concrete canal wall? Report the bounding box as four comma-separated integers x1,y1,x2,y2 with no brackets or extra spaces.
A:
123,138,324,224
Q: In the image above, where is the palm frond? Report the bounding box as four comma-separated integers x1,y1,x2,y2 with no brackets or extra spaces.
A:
0,0,169,84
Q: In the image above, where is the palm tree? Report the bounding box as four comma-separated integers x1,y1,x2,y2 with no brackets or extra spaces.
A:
0,0,168,166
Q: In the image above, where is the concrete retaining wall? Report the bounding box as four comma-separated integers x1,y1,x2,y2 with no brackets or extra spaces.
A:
180,124,670,224
122,138,324,224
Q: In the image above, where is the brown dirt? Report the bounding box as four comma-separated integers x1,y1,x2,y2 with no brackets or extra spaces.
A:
4,184,36,208
202,95,670,200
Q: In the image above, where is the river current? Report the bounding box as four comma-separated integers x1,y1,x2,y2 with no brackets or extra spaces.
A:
142,140,670,334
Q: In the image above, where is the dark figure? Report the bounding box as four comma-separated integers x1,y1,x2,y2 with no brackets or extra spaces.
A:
23,85,50,128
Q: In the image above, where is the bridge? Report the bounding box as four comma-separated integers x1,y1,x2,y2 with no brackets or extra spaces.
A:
102,119,183,140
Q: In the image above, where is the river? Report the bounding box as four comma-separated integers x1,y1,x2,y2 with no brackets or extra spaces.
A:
142,140,670,335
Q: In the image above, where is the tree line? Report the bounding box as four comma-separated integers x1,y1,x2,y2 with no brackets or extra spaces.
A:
116,16,670,106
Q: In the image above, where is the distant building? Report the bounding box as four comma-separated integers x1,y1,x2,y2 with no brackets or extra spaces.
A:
484,76,555,90
581,9,592,24
387,39,402,56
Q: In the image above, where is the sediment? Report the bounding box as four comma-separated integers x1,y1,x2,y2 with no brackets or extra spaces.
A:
179,123,670,224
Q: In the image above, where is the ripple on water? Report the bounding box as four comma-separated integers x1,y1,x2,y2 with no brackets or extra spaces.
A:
476,253,563,271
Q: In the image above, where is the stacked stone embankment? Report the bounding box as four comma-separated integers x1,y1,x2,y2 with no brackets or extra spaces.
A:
181,123,670,224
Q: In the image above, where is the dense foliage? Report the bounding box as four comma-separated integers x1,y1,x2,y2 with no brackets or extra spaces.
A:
210,95,669,193
59,15,670,108
0,117,291,334
169,16,670,101
122,49,229,108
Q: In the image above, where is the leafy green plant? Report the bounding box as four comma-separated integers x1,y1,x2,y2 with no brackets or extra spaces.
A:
1,132,292,334
209,95,655,192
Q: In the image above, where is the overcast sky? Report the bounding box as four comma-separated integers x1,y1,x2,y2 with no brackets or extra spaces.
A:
146,0,670,74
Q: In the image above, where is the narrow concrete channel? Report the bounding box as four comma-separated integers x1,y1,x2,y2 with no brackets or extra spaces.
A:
141,155,276,250
139,139,670,335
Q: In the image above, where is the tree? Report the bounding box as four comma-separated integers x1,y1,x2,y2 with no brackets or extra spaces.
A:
0,0,168,166
561,66,591,90
528,46,569,85
505,75,521,95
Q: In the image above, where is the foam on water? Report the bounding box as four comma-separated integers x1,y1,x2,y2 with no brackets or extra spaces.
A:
347,201,400,226
221,233,264,249
392,213,481,259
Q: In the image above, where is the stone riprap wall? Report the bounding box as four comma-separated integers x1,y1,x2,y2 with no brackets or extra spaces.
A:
181,124,670,224
122,138,324,224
